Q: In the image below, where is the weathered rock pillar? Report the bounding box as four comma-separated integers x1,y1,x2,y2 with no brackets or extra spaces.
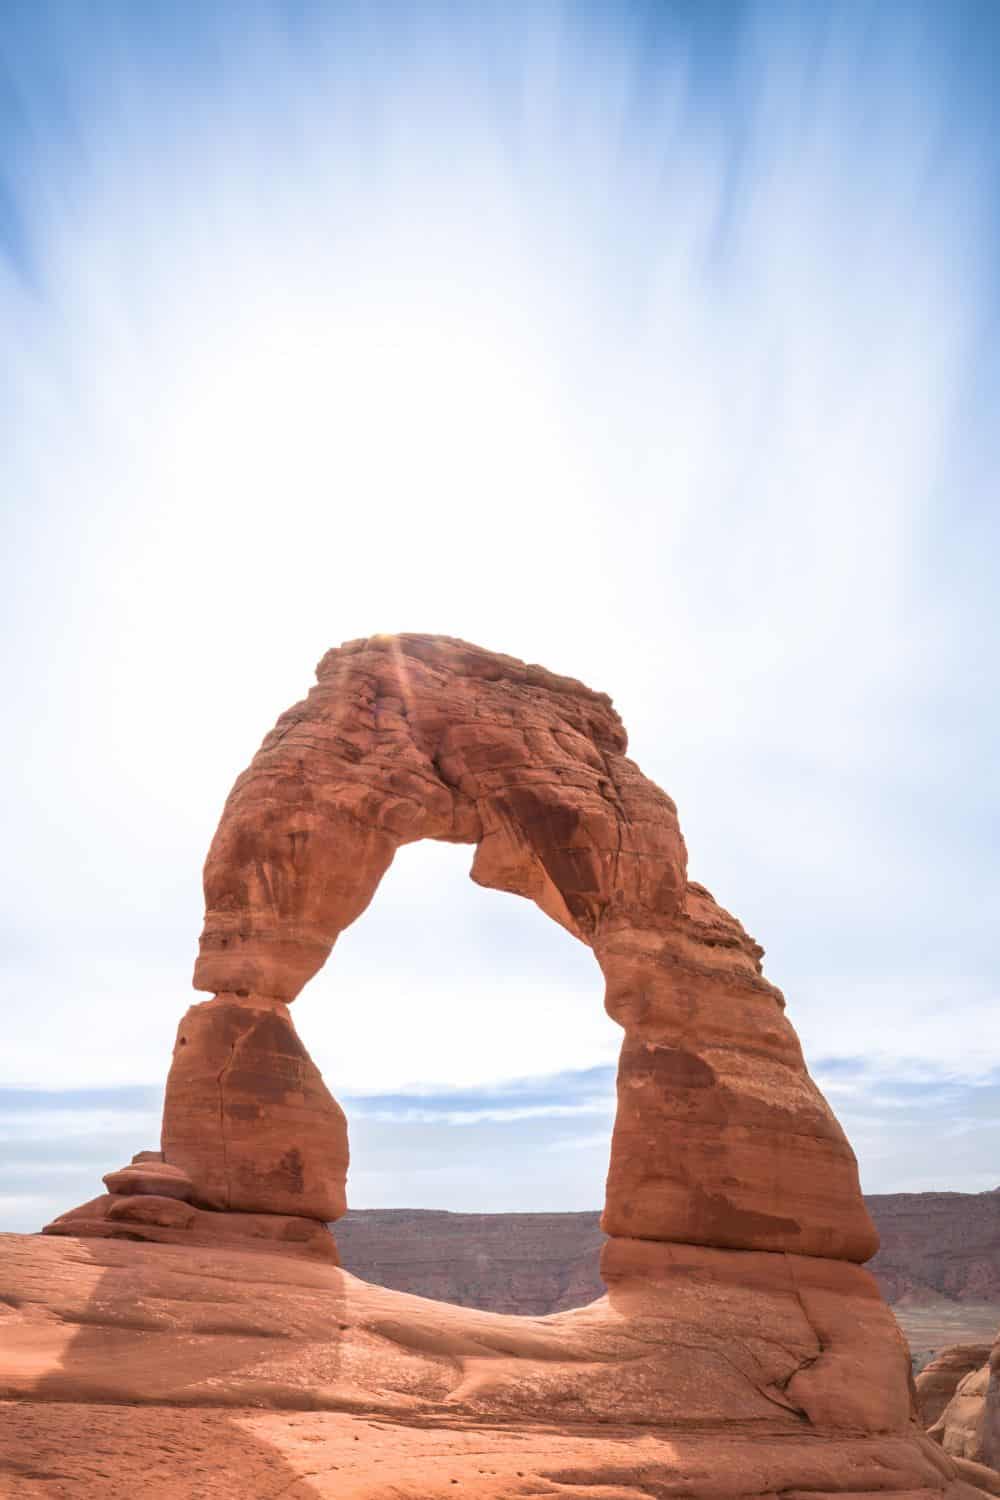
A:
596,901,878,1260
160,993,348,1221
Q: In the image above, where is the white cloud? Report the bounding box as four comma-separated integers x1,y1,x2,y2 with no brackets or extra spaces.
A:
798,976,1000,1085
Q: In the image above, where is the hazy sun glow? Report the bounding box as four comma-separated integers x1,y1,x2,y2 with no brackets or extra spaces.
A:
2,0,998,1225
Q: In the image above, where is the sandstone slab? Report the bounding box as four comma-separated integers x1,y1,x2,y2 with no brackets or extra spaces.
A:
0,1232,988,1498
42,1195,338,1262
102,1161,194,1200
933,1363,993,1462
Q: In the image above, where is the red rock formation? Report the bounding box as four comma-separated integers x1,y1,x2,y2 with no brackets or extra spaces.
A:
181,632,876,1260
929,1335,1000,1481
597,888,873,1256
160,994,347,1220
45,989,347,1255
32,635,960,1496
1,1231,990,1498
920,1346,995,1429
102,1161,194,1200
932,1361,993,1462
43,1149,338,1263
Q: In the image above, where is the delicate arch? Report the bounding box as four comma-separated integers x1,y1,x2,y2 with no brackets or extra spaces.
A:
160,635,877,1263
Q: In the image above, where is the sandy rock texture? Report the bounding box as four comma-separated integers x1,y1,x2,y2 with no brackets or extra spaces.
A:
184,632,875,1260
42,1193,339,1262
0,1232,989,1499
929,1335,1000,1480
920,1347,995,1428
160,993,348,1220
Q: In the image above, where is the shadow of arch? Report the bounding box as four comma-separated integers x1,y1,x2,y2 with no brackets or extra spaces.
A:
8,1234,350,1498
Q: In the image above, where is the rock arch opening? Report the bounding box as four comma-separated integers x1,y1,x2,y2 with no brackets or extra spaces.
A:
45,634,878,1273
293,838,616,1213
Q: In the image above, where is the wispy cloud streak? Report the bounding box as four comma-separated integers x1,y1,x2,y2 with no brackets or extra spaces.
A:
1,1,997,1218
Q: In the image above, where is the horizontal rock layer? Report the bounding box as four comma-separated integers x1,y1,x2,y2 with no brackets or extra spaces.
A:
41,1194,339,1263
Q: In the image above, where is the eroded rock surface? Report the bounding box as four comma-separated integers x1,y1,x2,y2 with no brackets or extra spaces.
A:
182,632,875,1260
160,994,348,1220
930,1334,1000,1480
43,1194,339,1263
920,1346,996,1429
0,1233,989,1499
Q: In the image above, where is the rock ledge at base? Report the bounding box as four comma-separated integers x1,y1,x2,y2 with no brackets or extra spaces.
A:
0,1232,990,1499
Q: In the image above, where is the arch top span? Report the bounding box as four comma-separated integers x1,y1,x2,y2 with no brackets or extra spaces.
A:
194,632,688,1002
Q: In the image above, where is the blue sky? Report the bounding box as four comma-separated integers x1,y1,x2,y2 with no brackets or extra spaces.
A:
2,1,998,1232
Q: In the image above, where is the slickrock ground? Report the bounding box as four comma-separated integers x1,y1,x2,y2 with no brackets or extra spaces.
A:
0,1232,991,1500
10,1398,990,1500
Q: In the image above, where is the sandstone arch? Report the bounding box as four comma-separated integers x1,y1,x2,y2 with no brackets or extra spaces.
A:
158,633,876,1263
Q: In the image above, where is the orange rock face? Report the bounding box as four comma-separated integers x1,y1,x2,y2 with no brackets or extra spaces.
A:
183,632,875,1260
160,994,347,1221
102,1161,194,1200
598,892,874,1258
929,1335,1000,1479
920,1346,996,1430
42,1195,339,1262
